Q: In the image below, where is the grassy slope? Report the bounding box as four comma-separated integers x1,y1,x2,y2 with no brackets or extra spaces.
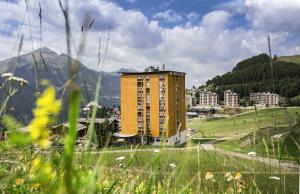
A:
278,55,300,64
1,145,298,193
187,107,300,138
216,126,300,162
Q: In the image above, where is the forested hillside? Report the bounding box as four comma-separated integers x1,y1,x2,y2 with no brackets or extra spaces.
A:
205,54,300,105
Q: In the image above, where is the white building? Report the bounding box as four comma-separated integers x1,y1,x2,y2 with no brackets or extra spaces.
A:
199,91,219,107
250,92,279,106
224,90,239,107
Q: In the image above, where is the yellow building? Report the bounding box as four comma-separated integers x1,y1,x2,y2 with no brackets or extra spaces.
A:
120,67,186,142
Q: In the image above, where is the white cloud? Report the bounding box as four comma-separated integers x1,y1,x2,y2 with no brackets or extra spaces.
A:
221,0,300,35
0,0,299,88
153,9,183,23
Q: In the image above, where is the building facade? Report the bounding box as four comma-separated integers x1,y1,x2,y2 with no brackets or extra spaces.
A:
185,94,197,108
120,68,186,142
224,90,239,107
199,91,219,107
250,92,279,106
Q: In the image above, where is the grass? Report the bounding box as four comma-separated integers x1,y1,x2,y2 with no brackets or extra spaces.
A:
278,55,300,64
0,1,299,193
0,143,298,193
216,126,300,162
187,107,300,138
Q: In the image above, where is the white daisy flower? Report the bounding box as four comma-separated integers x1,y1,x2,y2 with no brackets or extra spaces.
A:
247,151,257,157
1,72,13,78
115,156,125,161
169,163,176,169
269,176,280,180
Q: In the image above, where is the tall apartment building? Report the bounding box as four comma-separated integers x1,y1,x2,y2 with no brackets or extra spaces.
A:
120,67,186,143
250,92,279,106
224,90,239,107
199,91,219,107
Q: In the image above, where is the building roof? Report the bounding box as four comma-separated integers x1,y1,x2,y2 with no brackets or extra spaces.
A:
77,118,106,124
186,112,198,116
63,123,87,132
120,70,185,75
112,133,137,138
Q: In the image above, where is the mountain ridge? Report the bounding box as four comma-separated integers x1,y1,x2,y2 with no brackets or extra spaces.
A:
0,47,121,123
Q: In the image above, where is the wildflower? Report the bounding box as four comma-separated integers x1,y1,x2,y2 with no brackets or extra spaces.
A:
224,172,234,182
169,163,176,169
29,87,61,149
82,107,90,112
2,72,13,78
31,183,41,191
116,156,125,161
7,76,29,85
272,134,283,140
135,181,146,194
43,163,54,179
269,176,280,180
205,172,215,181
86,101,101,109
234,172,242,180
247,151,257,157
102,179,110,189
15,178,24,186
32,157,41,169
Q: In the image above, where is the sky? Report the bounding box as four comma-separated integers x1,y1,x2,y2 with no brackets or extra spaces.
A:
0,0,300,87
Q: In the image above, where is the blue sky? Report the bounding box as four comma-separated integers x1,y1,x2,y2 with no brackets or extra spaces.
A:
113,0,245,28
0,0,300,87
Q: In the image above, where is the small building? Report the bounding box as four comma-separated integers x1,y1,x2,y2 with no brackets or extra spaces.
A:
224,90,239,107
250,92,279,106
199,91,219,107
185,95,197,108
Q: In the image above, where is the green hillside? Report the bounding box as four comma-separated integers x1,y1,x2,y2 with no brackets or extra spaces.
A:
187,107,300,137
204,54,300,105
187,107,300,161
278,55,300,64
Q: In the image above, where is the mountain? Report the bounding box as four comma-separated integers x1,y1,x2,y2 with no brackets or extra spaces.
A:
114,68,138,73
204,53,300,105
0,47,120,123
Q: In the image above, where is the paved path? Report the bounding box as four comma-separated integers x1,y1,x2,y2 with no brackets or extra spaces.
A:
199,143,298,171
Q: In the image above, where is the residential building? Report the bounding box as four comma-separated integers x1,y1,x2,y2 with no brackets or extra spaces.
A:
185,94,197,108
224,90,239,107
120,66,186,144
250,92,279,106
199,91,219,107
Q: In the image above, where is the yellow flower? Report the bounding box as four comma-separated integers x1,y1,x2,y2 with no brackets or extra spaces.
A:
234,172,242,180
15,178,24,186
31,183,41,191
32,157,41,169
205,172,214,180
29,87,60,149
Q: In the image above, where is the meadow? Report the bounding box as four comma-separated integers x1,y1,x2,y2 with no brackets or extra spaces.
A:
1,141,299,193
0,1,299,193
187,107,300,138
